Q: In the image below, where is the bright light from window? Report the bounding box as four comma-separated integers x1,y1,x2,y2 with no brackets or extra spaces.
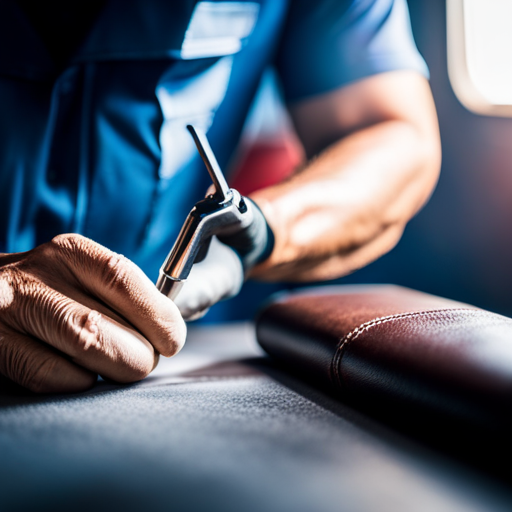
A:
447,0,512,116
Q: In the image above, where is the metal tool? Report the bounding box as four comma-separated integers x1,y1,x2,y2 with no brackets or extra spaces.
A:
156,125,249,300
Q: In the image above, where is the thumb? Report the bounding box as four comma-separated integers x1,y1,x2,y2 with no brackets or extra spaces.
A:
173,237,244,321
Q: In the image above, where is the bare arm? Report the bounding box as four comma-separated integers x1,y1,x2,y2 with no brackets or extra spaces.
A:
248,71,441,281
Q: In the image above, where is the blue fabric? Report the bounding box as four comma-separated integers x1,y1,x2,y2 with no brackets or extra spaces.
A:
0,0,427,321
275,0,428,101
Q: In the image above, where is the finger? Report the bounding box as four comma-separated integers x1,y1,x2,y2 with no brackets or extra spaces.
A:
38,234,186,357
38,281,162,376
0,327,97,394
2,274,158,383
48,277,145,335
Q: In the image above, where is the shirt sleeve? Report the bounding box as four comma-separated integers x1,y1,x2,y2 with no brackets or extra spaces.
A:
274,0,429,103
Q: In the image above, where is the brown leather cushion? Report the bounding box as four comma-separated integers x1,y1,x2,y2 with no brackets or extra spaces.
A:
255,284,512,432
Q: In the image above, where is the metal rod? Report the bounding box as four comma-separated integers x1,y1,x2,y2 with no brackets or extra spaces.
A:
187,124,231,201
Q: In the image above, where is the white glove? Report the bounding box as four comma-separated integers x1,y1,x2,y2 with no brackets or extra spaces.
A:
173,236,244,321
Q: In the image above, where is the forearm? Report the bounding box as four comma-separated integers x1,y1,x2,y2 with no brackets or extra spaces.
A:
249,119,440,282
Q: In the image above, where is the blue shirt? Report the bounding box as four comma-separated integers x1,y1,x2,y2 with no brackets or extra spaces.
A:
0,0,427,320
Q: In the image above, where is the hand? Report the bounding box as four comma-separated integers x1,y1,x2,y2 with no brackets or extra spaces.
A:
174,198,274,321
173,236,244,321
0,234,186,393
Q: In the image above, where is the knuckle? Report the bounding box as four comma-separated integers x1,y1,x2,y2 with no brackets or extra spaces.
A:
76,310,103,353
49,233,102,268
50,233,87,250
49,233,87,257
47,234,131,289
75,311,156,383
41,234,90,275
101,252,132,290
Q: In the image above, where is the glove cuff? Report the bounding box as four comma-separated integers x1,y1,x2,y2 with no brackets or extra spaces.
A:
217,197,274,273
247,198,275,267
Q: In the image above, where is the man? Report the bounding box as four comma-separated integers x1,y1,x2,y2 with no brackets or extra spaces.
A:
0,0,440,392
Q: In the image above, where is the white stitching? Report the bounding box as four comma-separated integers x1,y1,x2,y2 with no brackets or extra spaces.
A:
330,308,476,388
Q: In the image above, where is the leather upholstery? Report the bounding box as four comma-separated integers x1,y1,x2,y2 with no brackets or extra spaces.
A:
1,322,511,510
255,284,512,431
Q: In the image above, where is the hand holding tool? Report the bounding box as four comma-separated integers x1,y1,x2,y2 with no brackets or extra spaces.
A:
156,125,254,301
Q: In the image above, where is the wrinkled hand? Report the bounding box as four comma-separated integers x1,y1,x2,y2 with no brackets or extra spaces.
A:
174,198,273,321
0,234,186,393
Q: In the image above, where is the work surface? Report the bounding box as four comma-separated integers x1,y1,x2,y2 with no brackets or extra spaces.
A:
0,323,511,512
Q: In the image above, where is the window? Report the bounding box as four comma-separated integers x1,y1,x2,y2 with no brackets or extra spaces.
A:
447,0,512,116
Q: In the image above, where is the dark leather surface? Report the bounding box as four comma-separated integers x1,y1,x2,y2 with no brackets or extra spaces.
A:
1,322,512,512
256,285,512,432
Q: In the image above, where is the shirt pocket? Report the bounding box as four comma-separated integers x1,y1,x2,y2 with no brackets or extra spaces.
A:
181,1,260,59
156,1,260,179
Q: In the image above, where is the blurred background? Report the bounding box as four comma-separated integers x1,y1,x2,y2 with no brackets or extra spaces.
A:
208,0,512,321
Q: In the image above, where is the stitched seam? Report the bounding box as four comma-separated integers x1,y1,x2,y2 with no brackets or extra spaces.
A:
330,308,476,389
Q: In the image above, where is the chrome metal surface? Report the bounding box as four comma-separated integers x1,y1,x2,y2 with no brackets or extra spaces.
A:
155,274,184,300
157,126,248,299
187,124,232,202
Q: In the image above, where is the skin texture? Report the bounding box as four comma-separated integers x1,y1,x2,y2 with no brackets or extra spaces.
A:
0,70,439,393
249,71,441,281
0,234,186,393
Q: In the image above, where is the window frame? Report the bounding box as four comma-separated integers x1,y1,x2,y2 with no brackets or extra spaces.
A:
447,0,512,117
